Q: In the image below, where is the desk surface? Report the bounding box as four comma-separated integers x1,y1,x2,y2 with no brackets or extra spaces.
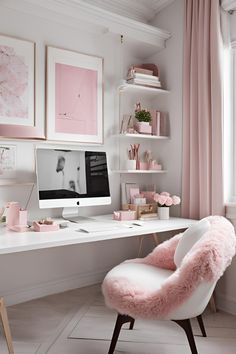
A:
0,215,197,255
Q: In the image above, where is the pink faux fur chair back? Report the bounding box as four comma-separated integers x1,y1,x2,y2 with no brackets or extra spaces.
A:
102,216,236,320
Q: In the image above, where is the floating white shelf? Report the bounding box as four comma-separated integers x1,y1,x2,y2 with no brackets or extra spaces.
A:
112,170,167,174
119,83,170,96
0,182,34,187
117,133,169,140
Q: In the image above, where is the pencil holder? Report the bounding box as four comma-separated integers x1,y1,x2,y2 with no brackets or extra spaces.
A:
126,160,136,170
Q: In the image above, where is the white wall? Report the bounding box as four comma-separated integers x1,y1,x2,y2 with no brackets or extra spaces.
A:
0,2,158,305
149,0,184,217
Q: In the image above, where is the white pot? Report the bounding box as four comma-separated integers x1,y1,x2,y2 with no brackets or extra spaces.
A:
158,207,169,220
126,160,137,170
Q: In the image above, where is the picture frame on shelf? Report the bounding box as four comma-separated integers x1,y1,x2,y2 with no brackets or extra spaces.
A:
0,34,42,139
46,46,103,144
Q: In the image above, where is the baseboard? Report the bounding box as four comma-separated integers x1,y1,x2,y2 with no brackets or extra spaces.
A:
215,292,236,315
2,268,109,306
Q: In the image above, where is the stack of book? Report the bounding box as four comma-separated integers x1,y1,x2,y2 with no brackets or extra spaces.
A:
126,66,162,88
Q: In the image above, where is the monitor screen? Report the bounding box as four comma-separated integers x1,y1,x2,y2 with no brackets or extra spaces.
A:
36,148,111,208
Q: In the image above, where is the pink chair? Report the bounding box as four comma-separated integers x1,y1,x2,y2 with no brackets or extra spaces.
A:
102,216,236,354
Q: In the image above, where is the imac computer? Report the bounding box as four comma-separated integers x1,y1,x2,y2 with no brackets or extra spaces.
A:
36,148,111,221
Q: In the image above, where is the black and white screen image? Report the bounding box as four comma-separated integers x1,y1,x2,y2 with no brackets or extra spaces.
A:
37,149,110,200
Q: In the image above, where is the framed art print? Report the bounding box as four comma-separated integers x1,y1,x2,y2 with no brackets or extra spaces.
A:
46,46,103,144
0,34,41,139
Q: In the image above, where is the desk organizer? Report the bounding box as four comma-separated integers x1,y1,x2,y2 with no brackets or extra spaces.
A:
33,221,59,232
113,210,136,221
122,203,157,219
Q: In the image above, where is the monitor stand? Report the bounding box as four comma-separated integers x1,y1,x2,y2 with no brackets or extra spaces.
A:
62,207,93,223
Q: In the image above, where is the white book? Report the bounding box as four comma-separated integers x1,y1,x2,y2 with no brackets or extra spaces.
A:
128,73,160,81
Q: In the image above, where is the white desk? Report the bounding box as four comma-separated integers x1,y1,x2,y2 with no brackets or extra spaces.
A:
0,215,197,255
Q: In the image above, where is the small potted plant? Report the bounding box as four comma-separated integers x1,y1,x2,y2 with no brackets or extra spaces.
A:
135,109,152,135
154,192,181,220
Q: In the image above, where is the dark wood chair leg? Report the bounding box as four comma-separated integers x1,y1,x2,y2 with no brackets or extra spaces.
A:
196,315,207,337
173,319,198,354
129,318,135,330
108,314,135,354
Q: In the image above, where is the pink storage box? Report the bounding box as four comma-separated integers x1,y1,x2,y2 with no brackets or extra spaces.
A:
113,210,136,221
33,221,59,232
149,162,162,170
139,162,149,170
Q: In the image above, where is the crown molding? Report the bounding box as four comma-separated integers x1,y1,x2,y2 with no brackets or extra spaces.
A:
81,0,176,23
221,0,236,11
1,0,171,50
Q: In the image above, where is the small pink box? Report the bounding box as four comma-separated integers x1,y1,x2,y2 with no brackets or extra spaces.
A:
33,221,59,232
113,210,136,221
148,162,162,170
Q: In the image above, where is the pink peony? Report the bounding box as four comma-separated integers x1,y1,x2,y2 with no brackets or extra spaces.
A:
172,195,181,205
157,194,168,205
160,191,170,197
153,193,160,202
165,196,173,206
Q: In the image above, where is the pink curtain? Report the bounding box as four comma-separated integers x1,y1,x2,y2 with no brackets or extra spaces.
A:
181,0,225,219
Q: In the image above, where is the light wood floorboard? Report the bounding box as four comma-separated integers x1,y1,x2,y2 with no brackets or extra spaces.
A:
0,284,235,354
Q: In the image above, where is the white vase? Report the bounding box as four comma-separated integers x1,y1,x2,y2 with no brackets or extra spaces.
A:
158,207,169,220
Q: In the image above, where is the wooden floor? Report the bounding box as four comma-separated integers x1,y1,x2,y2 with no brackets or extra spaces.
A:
1,284,236,354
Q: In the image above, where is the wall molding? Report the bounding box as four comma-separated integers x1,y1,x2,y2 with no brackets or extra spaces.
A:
1,0,171,51
232,40,236,48
2,268,111,306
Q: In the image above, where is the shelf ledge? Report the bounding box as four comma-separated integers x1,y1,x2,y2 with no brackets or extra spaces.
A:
117,133,169,140
119,83,170,95
112,170,167,174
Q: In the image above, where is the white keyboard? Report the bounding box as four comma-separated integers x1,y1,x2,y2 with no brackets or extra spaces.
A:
77,222,132,233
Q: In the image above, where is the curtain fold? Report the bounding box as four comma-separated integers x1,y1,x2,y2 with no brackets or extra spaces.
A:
182,0,225,219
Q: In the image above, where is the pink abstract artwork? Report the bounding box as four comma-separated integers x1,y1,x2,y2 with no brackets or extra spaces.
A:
55,63,97,135
0,45,28,119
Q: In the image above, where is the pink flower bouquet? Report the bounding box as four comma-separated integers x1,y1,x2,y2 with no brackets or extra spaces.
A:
154,192,181,207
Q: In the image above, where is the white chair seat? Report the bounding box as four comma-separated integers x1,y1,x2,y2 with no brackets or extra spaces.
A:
106,262,173,292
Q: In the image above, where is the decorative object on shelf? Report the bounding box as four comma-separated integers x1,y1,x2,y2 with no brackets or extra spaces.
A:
0,35,43,139
133,195,146,205
5,201,28,232
125,160,136,170
113,210,136,221
0,145,16,180
151,110,161,136
46,46,103,143
138,150,162,171
126,64,162,88
120,115,136,134
134,104,152,135
123,203,157,220
0,207,6,224
154,192,181,220
127,143,140,170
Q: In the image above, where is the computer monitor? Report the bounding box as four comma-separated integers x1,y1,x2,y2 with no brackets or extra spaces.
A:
36,148,111,210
